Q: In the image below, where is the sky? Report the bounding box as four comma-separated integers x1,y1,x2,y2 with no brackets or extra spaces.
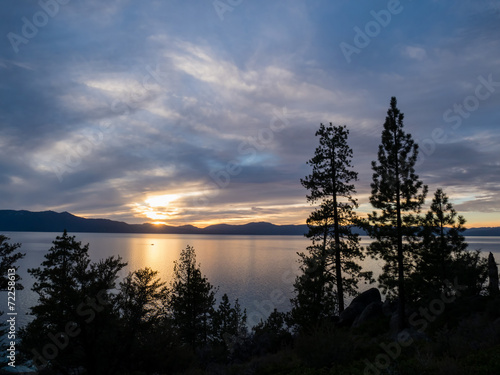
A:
0,0,499,228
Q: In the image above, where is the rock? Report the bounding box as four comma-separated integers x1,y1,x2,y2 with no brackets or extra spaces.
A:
493,317,500,331
353,301,383,328
338,288,381,327
389,312,400,335
382,299,397,317
338,302,364,327
389,307,420,335
351,288,382,306
488,252,499,295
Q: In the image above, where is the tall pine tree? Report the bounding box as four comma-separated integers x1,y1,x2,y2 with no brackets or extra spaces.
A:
292,123,370,328
115,267,169,371
21,231,126,374
170,245,217,348
366,97,427,330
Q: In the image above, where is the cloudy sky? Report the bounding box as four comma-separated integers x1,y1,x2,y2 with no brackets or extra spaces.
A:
0,0,499,227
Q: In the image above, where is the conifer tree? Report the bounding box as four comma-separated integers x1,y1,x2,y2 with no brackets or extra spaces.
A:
412,189,487,300
212,293,247,360
115,267,169,370
0,235,25,290
291,232,337,328
117,267,168,329
21,231,126,374
366,97,427,330
212,293,247,344
0,235,25,352
292,123,370,328
252,308,292,354
170,245,217,348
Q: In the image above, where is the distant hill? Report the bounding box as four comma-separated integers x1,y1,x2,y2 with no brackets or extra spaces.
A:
0,210,309,235
464,227,500,236
0,210,497,236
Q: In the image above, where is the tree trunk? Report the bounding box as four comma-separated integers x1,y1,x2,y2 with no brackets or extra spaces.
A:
318,220,328,317
440,217,447,282
333,193,343,313
395,135,405,331
331,156,344,313
396,202,405,331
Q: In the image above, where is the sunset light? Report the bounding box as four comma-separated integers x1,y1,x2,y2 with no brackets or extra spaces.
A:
145,194,183,208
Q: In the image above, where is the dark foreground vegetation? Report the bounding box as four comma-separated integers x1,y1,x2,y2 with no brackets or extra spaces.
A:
1,97,499,374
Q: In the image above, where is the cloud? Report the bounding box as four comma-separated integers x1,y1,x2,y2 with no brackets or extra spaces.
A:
403,46,427,61
0,1,499,226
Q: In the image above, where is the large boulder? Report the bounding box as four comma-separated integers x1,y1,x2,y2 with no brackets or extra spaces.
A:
338,288,381,327
389,311,400,335
382,298,397,317
488,252,499,295
353,301,383,328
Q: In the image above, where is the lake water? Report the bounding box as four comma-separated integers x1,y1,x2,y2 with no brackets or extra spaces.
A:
2,232,500,328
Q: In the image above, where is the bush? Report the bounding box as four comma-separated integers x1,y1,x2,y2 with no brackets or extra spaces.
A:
294,324,357,368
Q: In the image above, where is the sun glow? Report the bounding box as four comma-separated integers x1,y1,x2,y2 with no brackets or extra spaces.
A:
133,191,204,225
151,221,166,225
145,194,183,207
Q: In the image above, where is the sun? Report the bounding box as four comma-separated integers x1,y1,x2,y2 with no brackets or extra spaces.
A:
133,191,206,224
133,193,189,224
151,221,166,225
145,194,183,207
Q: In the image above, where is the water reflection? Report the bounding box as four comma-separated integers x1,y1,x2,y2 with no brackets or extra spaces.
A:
2,232,499,328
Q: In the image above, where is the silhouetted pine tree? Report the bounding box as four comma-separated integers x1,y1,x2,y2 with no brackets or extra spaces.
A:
411,189,487,300
170,245,217,348
292,124,371,328
0,235,25,290
252,308,292,354
115,267,170,372
20,231,126,374
211,293,247,361
366,97,427,330
212,293,247,344
0,235,25,354
291,230,337,329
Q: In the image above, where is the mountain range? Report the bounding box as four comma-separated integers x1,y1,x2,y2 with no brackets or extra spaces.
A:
0,210,308,235
0,210,499,236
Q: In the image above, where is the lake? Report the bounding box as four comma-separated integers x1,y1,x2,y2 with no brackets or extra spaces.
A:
2,232,500,328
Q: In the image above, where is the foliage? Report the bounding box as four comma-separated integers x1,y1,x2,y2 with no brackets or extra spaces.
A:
365,97,428,329
213,294,247,340
291,246,338,329
252,309,292,355
411,189,488,302
170,245,217,348
114,267,170,371
294,323,358,368
20,230,126,374
0,235,25,291
293,123,371,329
0,235,25,363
